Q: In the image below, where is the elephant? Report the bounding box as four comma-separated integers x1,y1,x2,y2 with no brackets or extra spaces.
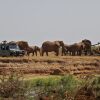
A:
26,47,34,56
62,44,70,55
66,42,85,56
82,39,92,55
76,42,85,55
24,46,40,56
54,41,65,56
31,46,40,56
63,40,91,56
41,41,65,56
16,41,29,50
17,41,33,56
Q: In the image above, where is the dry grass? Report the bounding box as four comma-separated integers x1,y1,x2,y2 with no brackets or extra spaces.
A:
0,55,100,78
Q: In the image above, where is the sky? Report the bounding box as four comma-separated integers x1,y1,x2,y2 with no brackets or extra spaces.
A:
0,0,100,46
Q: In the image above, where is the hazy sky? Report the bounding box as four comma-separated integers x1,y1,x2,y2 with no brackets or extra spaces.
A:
0,0,100,46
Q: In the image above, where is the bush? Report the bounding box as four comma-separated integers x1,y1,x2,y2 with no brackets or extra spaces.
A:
87,76,100,99
0,72,99,100
74,75,100,100
0,69,28,99
26,75,80,100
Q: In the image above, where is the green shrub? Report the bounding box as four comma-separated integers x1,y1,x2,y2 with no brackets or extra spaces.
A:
26,75,81,100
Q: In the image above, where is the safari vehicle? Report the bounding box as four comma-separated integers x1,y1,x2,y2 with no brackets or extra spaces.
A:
91,42,100,56
0,41,25,57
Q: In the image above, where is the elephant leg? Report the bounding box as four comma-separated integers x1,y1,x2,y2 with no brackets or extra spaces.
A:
72,52,74,56
72,52,75,56
77,51,80,56
80,51,82,56
46,52,48,56
71,52,73,56
64,51,66,56
36,51,37,56
62,48,66,56
85,51,87,55
89,50,92,56
61,50,64,56
78,51,81,56
40,49,44,56
40,51,43,56
35,51,37,56
33,51,34,56
56,50,59,56
64,51,66,55
56,52,58,56
87,50,91,56
61,50,63,56
41,51,44,56
27,52,30,56
61,49,63,56
75,52,76,56
76,51,78,55
69,51,71,55
65,50,68,55
61,52,63,56
62,47,67,56
55,49,59,56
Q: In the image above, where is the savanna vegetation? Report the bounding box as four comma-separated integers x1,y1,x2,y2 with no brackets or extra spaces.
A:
0,69,100,100
0,55,99,100
0,40,100,99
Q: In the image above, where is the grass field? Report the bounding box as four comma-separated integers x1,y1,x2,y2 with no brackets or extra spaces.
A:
0,55,100,99
0,55,100,78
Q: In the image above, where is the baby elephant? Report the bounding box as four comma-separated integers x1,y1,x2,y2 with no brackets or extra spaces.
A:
32,46,40,56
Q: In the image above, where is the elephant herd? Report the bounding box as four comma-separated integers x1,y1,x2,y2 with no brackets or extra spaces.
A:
63,39,91,56
16,41,40,56
16,39,92,56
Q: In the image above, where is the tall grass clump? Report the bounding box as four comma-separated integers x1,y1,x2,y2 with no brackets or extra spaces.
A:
0,69,29,99
74,75,100,100
86,76,100,99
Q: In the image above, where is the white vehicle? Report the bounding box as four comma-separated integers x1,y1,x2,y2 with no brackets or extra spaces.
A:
0,41,25,57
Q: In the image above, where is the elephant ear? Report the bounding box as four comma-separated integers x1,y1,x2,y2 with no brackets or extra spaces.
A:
55,41,64,47
82,39,91,45
55,42,60,47
58,41,64,46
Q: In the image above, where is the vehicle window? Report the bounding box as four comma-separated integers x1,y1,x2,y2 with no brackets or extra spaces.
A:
16,45,20,49
9,45,17,49
6,46,9,50
1,45,6,50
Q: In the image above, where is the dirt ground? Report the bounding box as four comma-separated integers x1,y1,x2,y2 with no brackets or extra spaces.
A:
0,54,100,78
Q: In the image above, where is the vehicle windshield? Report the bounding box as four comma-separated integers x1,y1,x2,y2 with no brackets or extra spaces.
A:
9,44,19,49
